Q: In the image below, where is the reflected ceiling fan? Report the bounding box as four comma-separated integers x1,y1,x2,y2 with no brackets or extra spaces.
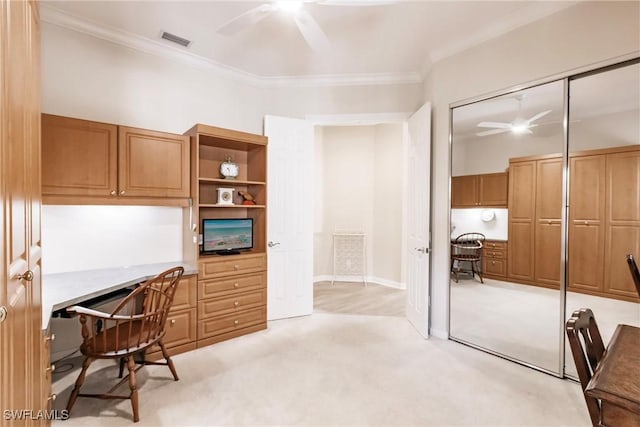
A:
476,96,552,137
216,1,395,52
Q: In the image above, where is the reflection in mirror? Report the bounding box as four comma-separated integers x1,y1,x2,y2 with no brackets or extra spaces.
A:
564,61,640,378
450,80,565,374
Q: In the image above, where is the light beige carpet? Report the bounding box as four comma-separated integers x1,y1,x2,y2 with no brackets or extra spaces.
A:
50,282,591,426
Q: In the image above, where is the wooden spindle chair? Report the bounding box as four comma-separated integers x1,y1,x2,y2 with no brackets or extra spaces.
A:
565,308,606,427
65,266,184,422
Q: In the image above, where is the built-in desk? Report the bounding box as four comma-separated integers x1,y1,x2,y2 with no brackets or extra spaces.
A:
585,324,640,426
42,261,198,330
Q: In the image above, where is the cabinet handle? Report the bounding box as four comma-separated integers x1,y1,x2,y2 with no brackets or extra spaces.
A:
584,221,589,226
47,394,57,402
46,364,55,375
120,190,126,195
234,301,239,307
234,265,239,270
234,320,239,326
492,261,496,265
110,190,116,196
45,333,56,342
170,319,176,326
233,282,239,288
16,270,34,281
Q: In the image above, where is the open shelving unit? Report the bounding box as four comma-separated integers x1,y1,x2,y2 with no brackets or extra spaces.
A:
183,123,268,348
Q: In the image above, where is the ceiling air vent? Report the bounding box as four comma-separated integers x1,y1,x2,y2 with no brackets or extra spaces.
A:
161,31,192,48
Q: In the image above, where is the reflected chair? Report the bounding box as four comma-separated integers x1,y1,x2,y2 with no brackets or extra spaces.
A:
65,266,184,423
450,232,485,283
626,254,640,297
565,308,605,427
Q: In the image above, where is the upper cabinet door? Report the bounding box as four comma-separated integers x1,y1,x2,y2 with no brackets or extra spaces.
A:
41,114,117,196
118,126,190,198
451,175,478,207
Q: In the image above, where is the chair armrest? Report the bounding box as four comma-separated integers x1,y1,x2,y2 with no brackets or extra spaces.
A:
66,305,144,321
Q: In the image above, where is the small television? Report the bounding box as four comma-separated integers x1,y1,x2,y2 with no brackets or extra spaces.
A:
201,218,253,255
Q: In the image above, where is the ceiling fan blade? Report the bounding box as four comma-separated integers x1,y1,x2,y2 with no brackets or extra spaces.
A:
526,109,551,124
476,128,510,137
293,9,331,52
477,121,511,129
217,4,275,35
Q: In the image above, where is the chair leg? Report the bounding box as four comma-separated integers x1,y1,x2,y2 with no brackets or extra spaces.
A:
66,356,94,414
158,340,179,381
126,356,140,423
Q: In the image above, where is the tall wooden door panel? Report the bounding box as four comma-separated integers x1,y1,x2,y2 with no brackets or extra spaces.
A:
508,161,535,282
604,150,640,299
534,159,562,287
568,155,605,292
41,114,118,196
118,126,190,198
1,0,43,419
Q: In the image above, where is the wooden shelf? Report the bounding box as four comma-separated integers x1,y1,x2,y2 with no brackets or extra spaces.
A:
198,177,266,186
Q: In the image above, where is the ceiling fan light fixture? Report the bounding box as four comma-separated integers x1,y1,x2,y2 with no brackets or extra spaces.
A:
511,124,529,134
275,1,304,14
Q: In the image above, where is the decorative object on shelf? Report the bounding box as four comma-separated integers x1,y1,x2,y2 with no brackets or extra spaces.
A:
480,209,495,222
219,155,239,179
238,190,256,205
216,187,235,205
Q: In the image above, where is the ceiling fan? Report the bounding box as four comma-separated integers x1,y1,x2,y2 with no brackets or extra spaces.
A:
216,1,394,52
476,96,552,137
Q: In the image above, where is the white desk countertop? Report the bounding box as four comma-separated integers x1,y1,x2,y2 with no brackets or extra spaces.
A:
41,261,198,330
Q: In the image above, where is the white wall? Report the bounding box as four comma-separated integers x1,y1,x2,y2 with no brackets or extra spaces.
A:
41,22,421,273
426,1,640,338
42,205,182,274
314,124,404,287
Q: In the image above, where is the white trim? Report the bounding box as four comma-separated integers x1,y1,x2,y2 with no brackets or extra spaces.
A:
40,4,422,89
429,328,448,340
314,274,406,290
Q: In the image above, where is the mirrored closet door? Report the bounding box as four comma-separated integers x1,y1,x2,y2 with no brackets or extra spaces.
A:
449,80,566,374
449,59,640,376
564,61,640,377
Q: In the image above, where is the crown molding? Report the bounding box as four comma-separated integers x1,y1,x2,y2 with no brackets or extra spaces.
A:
40,4,423,89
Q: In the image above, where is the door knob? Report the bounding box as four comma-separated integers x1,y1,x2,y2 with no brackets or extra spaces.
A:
16,270,34,281
268,241,280,248
415,247,429,253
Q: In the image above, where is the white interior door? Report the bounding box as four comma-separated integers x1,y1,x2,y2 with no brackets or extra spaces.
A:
406,102,431,338
264,115,314,320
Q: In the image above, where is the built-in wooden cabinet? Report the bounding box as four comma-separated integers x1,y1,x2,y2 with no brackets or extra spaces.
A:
568,146,640,302
183,124,268,347
41,114,190,205
482,240,508,279
146,275,197,360
451,172,508,208
507,154,562,289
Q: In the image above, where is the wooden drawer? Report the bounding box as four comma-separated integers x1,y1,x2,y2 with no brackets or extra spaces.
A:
198,306,266,340
172,274,197,311
149,307,197,352
198,272,266,299
198,289,267,320
199,253,266,279
484,258,507,277
483,249,506,259
484,240,507,251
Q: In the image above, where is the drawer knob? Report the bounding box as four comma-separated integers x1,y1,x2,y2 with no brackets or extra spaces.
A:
120,190,126,195
46,333,56,342
234,264,239,270
234,320,239,326
233,283,239,288
48,394,57,402
110,190,116,196
234,301,239,307
170,319,176,326
492,261,496,265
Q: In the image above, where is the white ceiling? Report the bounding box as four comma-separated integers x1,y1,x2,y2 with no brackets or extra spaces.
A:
41,0,578,84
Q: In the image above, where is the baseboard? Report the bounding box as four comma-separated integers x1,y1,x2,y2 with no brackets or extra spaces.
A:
313,274,406,290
